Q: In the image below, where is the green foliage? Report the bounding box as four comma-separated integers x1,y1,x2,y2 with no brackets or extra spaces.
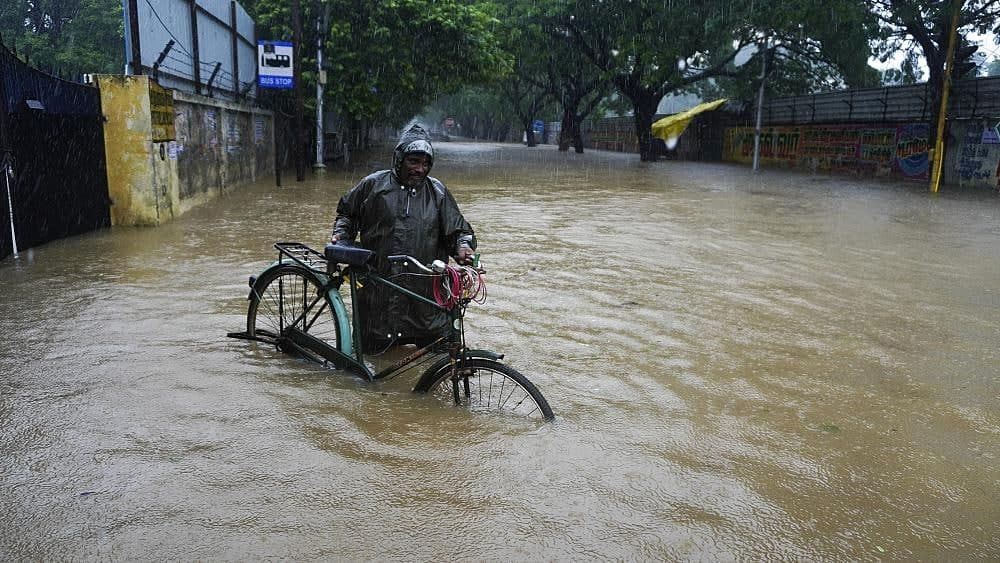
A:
700,2,879,101
871,0,1000,85
880,52,926,85
248,0,510,128
428,86,515,140
870,0,1000,145
544,0,879,159
0,0,124,77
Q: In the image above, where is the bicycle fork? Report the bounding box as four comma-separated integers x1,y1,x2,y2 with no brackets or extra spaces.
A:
446,316,471,405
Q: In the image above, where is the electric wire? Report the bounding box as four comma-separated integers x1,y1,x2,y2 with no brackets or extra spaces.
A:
389,265,488,310
433,265,487,309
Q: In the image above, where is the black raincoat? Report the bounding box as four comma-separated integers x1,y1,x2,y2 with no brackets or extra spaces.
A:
332,125,476,349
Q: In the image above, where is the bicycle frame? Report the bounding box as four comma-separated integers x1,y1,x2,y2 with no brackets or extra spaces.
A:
339,264,458,381
268,242,492,383
229,242,553,420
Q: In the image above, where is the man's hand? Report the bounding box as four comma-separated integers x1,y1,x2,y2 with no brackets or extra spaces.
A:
330,234,339,244
455,245,474,265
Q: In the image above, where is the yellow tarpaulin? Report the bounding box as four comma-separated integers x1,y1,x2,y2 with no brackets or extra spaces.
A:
651,98,728,141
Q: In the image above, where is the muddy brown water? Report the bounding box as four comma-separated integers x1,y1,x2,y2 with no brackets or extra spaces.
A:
1,142,998,560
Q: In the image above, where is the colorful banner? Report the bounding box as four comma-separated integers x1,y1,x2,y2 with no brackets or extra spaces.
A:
724,123,931,181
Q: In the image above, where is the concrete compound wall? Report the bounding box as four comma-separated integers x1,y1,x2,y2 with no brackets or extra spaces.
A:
97,75,274,226
172,91,274,212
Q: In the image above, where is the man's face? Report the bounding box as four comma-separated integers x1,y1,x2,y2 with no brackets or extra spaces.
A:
400,154,430,187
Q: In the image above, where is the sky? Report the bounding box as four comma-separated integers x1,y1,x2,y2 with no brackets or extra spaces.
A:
871,30,1000,77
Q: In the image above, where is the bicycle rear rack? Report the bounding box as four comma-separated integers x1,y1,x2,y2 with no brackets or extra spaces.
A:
275,241,328,273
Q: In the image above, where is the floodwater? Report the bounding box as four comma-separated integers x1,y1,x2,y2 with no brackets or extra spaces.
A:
1,142,998,560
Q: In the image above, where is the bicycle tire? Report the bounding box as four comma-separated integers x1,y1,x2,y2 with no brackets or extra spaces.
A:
246,264,343,362
414,359,554,421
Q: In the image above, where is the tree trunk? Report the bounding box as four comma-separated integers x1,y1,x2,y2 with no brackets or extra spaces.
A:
558,108,572,151
631,93,659,162
572,118,584,153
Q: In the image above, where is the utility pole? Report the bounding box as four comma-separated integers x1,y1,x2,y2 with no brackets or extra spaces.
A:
126,0,142,75
752,35,769,172
930,0,963,193
314,0,329,170
190,0,201,93
292,0,305,181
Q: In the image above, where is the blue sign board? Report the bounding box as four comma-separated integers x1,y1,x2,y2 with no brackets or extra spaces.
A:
258,40,294,90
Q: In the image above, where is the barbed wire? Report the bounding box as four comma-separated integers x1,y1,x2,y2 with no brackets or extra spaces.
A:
143,0,249,92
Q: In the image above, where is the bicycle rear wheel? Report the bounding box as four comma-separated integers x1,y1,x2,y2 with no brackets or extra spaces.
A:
247,264,342,362
414,359,554,421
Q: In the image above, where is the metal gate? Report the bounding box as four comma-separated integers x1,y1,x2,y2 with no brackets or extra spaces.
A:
1,43,111,261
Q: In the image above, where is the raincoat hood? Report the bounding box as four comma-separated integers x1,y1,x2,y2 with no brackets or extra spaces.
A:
392,124,434,175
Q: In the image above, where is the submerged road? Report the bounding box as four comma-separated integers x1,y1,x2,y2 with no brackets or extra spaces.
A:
1,142,998,559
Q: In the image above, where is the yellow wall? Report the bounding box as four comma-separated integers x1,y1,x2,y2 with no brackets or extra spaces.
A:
96,76,274,226
96,75,179,226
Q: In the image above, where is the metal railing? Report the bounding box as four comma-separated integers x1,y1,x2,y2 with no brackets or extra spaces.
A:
762,76,1000,125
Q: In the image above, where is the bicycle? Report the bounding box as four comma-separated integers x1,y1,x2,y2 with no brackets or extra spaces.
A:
228,241,554,421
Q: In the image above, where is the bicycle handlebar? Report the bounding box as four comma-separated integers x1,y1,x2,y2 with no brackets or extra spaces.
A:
387,255,448,274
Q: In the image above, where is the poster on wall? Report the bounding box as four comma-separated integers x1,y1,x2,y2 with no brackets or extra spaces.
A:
981,121,1000,144
149,80,176,142
258,40,294,90
955,122,1000,184
894,124,929,180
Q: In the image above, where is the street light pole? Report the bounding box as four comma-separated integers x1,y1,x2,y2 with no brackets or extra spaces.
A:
752,34,769,173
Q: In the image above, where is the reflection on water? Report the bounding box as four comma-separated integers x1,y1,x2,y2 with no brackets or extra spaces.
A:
1,142,997,559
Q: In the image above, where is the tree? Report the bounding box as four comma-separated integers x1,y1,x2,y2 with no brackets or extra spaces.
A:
870,0,1000,144
552,0,878,161
551,1,748,160
248,0,510,143
493,3,553,147
501,72,551,147
549,64,609,153
431,87,515,141
0,0,123,78
880,52,927,85
537,23,611,153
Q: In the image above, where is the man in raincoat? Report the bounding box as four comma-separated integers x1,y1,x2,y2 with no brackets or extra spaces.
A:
330,124,476,352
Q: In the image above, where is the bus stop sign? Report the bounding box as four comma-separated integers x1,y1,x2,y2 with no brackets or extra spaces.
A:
258,40,294,89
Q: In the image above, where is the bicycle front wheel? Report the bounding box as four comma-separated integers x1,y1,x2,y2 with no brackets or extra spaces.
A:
414,359,554,421
247,264,343,362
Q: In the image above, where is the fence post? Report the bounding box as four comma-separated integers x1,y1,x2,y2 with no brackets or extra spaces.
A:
127,0,143,74
231,0,240,98
190,0,202,95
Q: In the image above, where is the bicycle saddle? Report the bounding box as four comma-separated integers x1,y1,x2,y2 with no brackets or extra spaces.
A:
325,241,374,266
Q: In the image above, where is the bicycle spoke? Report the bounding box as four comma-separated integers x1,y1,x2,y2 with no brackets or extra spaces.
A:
421,359,552,420
247,266,341,357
